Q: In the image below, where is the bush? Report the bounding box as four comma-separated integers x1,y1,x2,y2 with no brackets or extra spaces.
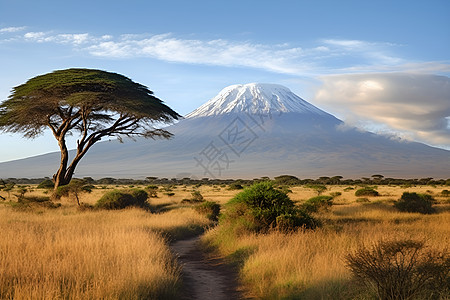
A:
130,189,149,206
228,183,244,190
302,195,333,213
394,192,435,214
346,239,450,300
330,191,341,198
194,201,220,221
441,189,450,197
191,190,204,202
355,187,379,197
222,182,317,232
95,189,148,210
306,184,327,195
275,210,317,232
53,179,93,206
146,185,158,197
37,179,54,189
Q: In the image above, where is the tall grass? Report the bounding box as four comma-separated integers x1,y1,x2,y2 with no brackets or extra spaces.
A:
0,206,210,299
204,199,450,299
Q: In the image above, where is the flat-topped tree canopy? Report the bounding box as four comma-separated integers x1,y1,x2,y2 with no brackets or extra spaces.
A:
0,68,180,189
1,68,180,137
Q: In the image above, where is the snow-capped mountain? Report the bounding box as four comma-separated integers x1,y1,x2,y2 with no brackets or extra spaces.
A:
0,83,449,179
186,83,328,117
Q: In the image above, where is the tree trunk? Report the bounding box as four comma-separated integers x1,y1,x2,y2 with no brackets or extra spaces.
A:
53,137,70,190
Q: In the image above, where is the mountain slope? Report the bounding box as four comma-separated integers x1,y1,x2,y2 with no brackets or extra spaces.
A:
0,83,449,179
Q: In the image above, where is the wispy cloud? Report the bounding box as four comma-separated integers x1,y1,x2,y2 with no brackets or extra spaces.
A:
314,73,450,148
0,26,26,33
2,27,447,76
23,31,109,45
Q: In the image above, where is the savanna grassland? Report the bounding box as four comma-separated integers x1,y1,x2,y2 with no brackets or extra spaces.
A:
0,183,449,299
0,185,211,299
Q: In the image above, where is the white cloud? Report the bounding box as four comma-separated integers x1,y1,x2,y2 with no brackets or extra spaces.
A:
0,26,26,33
23,31,92,45
5,27,440,76
87,34,312,74
314,73,450,148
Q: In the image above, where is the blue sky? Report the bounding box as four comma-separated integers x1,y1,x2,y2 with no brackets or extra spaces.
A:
0,0,449,162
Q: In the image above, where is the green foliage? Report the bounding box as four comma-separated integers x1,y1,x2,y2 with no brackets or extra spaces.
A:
274,175,300,185
441,189,450,197
277,186,293,194
37,179,54,189
95,189,149,210
302,195,333,213
54,179,93,206
191,190,204,202
145,185,158,198
346,239,450,300
228,183,244,190
306,184,327,195
329,191,341,198
275,210,318,232
0,68,179,137
394,192,435,214
355,187,379,197
222,182,317,233
194,201,221,221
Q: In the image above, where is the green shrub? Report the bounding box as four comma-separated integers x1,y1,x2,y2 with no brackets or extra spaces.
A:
194,201,220,221
53,179,93,206
24,195,51,203
394,192,435,214
130,189,149,206
222,182,316,232
346,239,450,300
277,186,293,194
228,183,244,190
441,189,450,197
330,191,341,198
95,189,148,210
275,210,317,232
37,179,54,189
355,187,379,197
146,185,158,197
306,184,327,195
191,190,204,202
302,195,333,213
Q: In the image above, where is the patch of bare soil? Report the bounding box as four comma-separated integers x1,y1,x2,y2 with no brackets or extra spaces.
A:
171,236,245,300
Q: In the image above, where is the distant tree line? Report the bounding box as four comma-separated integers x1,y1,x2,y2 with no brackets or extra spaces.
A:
1,174,449,187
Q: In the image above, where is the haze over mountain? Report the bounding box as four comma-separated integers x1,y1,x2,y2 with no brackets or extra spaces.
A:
1,83,449,179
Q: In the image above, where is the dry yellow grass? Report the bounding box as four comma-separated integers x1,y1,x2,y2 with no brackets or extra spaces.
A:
1,183,449,299
203,185,450,299
0,191,211,300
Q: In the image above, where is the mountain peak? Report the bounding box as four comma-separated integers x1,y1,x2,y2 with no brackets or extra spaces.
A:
185,83,328,118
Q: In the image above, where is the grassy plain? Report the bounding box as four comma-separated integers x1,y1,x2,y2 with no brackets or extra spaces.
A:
0,185,211,299
202,184,450,299
0,183,449,299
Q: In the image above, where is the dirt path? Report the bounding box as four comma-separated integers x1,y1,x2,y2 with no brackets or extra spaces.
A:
171,236,244,300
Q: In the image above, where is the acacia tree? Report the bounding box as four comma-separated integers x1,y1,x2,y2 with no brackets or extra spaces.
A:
0,68,179,188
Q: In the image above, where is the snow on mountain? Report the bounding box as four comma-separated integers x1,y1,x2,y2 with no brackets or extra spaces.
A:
185,83,328,118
